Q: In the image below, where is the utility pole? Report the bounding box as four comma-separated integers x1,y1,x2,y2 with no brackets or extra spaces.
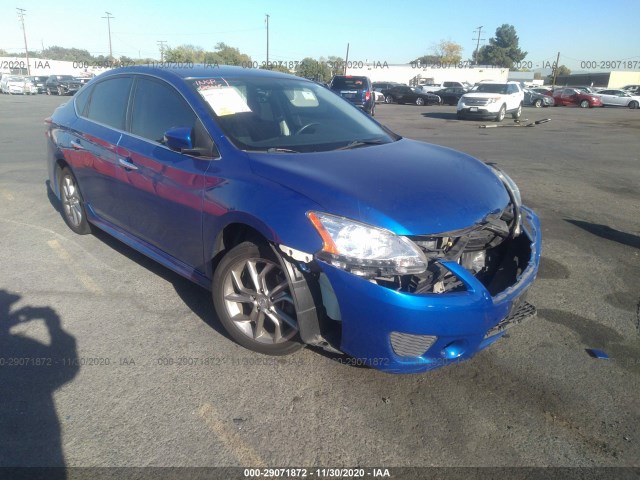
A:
473,26,484,66
551,51,561,89
16,8,31,75
102,12,114,61
157,40,167,61
344,43,349,75
265,14,270,66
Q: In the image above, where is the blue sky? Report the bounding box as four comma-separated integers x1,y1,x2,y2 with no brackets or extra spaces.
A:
3,0,640,71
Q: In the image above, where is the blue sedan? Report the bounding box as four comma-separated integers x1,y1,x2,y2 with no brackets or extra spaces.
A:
46,66,541,374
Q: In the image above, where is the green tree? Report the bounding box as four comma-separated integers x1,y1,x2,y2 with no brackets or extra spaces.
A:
413,54,440,66
207,42,252,66
41,46,93,62
295,57,331,82
433,40,463,64
475,24,527,68
164,44,205,63
547,64,571,82
414,40,463,66
260,63,292,73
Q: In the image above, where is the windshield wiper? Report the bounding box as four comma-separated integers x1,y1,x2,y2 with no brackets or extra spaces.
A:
266,147,300,153
335,139,386,150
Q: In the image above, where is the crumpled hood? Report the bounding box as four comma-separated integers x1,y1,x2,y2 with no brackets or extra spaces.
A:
248,138,510,235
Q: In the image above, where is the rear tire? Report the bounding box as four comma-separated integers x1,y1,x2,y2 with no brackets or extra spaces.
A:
212,241,304,356
534,98,543,108
580,100,590,108
384,95,394,104
58,167,92,235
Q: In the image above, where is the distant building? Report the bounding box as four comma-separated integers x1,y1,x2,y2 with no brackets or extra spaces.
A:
346,63,509,86
550,71,640,88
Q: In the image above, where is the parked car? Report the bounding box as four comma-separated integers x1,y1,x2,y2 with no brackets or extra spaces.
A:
373,82,400,103
621,84,640,95
28,76,49,94
372,81,402,91
571,86,602,95
74,76,92,86
380,84,440,105
431,87,467,105
596,89,640,109
523,88,555,108
530,87,553,96
0,75,36,95
416,84,443,94
457,82,524,121
329,75,375,116
45,75,82,95
373,90,386,103
46,66,540,374
553,88,602,108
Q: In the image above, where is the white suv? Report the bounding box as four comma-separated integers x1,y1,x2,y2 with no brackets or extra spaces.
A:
457,81,524,122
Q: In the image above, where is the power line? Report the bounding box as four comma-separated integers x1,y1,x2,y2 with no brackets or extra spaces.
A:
157,40,167,61
473,26,485,65
265,14,270,65
102,12,114,60
16,8,31,75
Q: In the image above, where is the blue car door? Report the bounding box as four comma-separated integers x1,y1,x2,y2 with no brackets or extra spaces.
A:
72,76,133,226
114,75,215,271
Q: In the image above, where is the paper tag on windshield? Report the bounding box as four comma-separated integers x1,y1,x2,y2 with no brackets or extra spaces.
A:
199,87,251,116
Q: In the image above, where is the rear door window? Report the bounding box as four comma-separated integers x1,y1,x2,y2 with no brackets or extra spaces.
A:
86,76,133,130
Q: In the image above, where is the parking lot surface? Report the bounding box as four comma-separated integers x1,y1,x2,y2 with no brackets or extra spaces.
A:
1,94,638,469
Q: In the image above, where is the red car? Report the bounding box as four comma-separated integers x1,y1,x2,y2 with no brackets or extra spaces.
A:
553,88,602,108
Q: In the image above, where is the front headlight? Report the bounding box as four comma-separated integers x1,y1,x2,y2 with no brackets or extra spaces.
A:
486,97,499,104
307,212,427,277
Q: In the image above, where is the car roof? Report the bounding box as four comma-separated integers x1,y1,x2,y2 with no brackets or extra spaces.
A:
100,65,299,82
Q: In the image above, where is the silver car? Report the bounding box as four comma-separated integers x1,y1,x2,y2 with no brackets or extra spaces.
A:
596,89,640,109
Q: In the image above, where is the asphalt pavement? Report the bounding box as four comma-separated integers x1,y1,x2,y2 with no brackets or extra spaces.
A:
0,94,638,473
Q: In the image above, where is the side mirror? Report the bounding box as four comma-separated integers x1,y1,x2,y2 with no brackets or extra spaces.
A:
164,127,193,152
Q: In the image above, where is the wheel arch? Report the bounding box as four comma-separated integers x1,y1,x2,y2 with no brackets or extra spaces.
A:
209,221,273,277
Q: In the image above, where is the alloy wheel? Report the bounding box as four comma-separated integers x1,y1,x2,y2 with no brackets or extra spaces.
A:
221,256,298,344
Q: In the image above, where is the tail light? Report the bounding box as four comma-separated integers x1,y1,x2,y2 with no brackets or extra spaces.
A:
365,90,371,101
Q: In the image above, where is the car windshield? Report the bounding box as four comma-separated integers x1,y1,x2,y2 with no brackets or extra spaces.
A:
475,84,508,94
188,76,396,153
331,77,367,89
8,76,24,81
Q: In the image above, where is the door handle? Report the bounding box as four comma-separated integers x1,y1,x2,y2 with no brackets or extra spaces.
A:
118,157,138,171
70,140,83,150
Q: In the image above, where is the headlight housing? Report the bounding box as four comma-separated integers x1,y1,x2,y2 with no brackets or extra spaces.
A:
487,164,522,235
307,212,428,278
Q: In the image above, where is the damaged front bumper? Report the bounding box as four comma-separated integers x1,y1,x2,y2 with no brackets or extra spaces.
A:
316,206,541,374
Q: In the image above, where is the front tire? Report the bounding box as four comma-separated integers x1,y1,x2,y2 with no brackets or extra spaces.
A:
580,100,590,108
534,98,543,108
629,101,639,109
212,241,304,356
495,105,506,122
59,167,92,235
511,103,522,119
415,97,425,106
